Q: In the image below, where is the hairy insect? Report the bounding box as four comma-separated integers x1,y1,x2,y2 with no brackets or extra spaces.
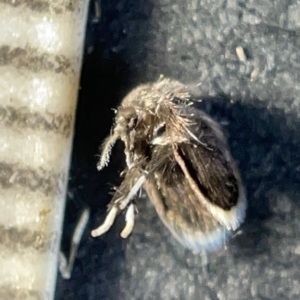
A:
91,77,246,252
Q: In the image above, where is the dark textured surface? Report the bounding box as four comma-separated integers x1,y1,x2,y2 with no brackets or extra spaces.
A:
55,0,300,299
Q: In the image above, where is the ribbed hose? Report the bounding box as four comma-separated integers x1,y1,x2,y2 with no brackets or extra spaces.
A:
0,1,89,299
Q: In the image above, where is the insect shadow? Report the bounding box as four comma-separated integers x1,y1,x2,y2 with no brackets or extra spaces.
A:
56,88,300,300
197,95,300,258
55,55,131,300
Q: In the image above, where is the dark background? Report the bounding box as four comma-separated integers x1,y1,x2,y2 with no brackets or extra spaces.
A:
55,0,300,299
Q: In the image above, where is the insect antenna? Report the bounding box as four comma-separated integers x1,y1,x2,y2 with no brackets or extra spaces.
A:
97,131,119,170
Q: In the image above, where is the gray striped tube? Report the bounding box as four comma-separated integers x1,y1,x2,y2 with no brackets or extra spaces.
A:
0,1,89,299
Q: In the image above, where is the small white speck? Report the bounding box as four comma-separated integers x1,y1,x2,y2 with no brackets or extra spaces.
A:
9,171,19,183
294,245,300,255
250,69,259,81
236,46,247,62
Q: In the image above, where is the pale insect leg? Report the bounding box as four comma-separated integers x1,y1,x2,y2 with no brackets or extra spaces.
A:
91,205,118,237
91,174,146,238
120,203,135,238
119,174,146,210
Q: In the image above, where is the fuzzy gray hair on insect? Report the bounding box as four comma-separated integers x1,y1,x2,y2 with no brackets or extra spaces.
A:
91,76,246,252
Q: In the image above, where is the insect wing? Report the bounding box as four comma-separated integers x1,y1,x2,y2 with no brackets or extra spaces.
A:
143,155,229,252
143,108,246,252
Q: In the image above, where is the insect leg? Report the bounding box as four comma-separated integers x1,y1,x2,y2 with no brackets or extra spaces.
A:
120,203,136,238
91,173,146,238
119,174,146,210
91,206,118,237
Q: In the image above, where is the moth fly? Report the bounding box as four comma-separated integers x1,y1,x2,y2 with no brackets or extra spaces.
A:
91,77,246,252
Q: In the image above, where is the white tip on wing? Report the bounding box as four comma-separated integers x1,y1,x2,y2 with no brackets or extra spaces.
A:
178,226,230,252
161,219,230,253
